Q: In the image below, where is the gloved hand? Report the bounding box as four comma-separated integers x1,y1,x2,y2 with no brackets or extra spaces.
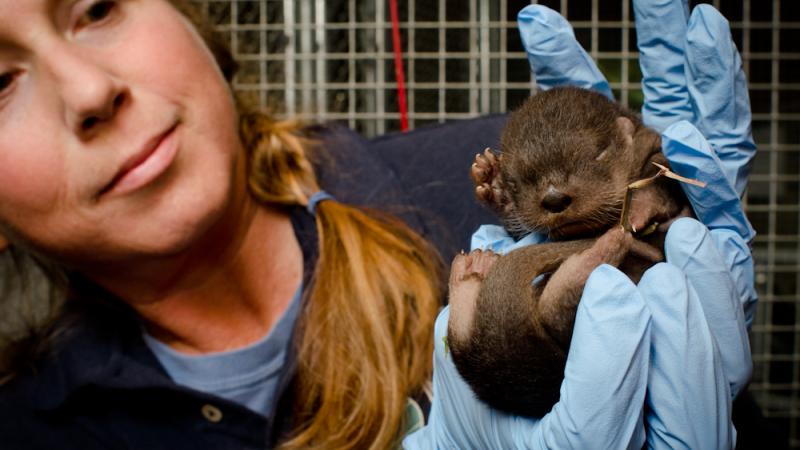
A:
637,1,758,326
632,3,756,447
404,2,756,449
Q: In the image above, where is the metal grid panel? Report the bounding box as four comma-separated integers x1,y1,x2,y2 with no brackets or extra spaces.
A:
191,0,800,446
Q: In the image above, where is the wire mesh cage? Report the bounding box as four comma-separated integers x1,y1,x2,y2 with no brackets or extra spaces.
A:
191,0,799,446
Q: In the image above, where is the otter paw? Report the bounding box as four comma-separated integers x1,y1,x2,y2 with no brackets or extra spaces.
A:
628,185,682,233
452,248,499,282
471,148,507,211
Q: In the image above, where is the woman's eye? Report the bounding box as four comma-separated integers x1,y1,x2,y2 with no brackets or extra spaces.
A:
76,1,116,29
0,72,15,94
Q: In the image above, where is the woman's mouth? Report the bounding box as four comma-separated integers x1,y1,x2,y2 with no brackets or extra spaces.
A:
99,124,179,198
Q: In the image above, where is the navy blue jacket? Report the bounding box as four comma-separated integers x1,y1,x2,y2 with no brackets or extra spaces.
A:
0,116,507,449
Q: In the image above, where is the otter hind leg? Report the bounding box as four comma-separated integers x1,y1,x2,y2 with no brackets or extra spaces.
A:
447,249,500,344
448,241,589,418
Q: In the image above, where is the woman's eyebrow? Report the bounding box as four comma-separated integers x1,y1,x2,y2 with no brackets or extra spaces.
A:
0,0,73,48
0,38,23,55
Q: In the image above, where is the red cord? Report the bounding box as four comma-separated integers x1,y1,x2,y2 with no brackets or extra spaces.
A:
389,0,409,131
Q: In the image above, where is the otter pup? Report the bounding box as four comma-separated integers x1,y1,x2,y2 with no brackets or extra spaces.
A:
447,86,690,418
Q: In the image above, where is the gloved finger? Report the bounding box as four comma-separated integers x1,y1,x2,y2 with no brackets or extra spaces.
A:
632,0,693,131
517,5,613,99
664,218,752,398
661,120,756,244
471,224,548,254
709,228,758,329
638,263,735,449
685,5,757,197
538,265,649,450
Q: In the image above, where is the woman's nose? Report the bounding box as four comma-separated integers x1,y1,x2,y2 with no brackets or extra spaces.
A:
47,45,127,138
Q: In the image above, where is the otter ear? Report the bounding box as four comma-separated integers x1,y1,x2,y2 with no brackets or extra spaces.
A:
598,117,636,161
615,116,635,150
0,234,8,252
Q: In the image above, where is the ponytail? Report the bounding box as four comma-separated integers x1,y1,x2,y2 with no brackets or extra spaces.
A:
240,111,444,449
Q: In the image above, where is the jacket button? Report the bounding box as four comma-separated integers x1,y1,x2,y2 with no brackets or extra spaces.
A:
201,404,223,423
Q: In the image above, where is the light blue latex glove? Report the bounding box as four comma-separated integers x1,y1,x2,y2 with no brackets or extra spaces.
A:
517,7,612,99
634,1,757,198
643,217,748,448
630,0,758,398
469,224,546,253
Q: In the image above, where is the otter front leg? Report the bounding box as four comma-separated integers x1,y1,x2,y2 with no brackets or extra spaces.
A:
471,148,512,217
536,227,633,348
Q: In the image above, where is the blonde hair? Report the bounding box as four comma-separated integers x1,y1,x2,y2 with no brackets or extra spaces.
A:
239,109,442,449
179,2,445,447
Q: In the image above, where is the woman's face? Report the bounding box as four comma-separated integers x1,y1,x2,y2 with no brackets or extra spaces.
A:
0,0,242,268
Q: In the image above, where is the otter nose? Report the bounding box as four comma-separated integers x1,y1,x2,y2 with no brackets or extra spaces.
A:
541,186,572,213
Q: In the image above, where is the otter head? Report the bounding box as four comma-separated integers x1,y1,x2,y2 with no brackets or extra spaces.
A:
498,87,660,239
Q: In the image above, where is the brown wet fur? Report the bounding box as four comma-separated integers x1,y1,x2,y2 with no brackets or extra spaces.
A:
449,86,691,418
